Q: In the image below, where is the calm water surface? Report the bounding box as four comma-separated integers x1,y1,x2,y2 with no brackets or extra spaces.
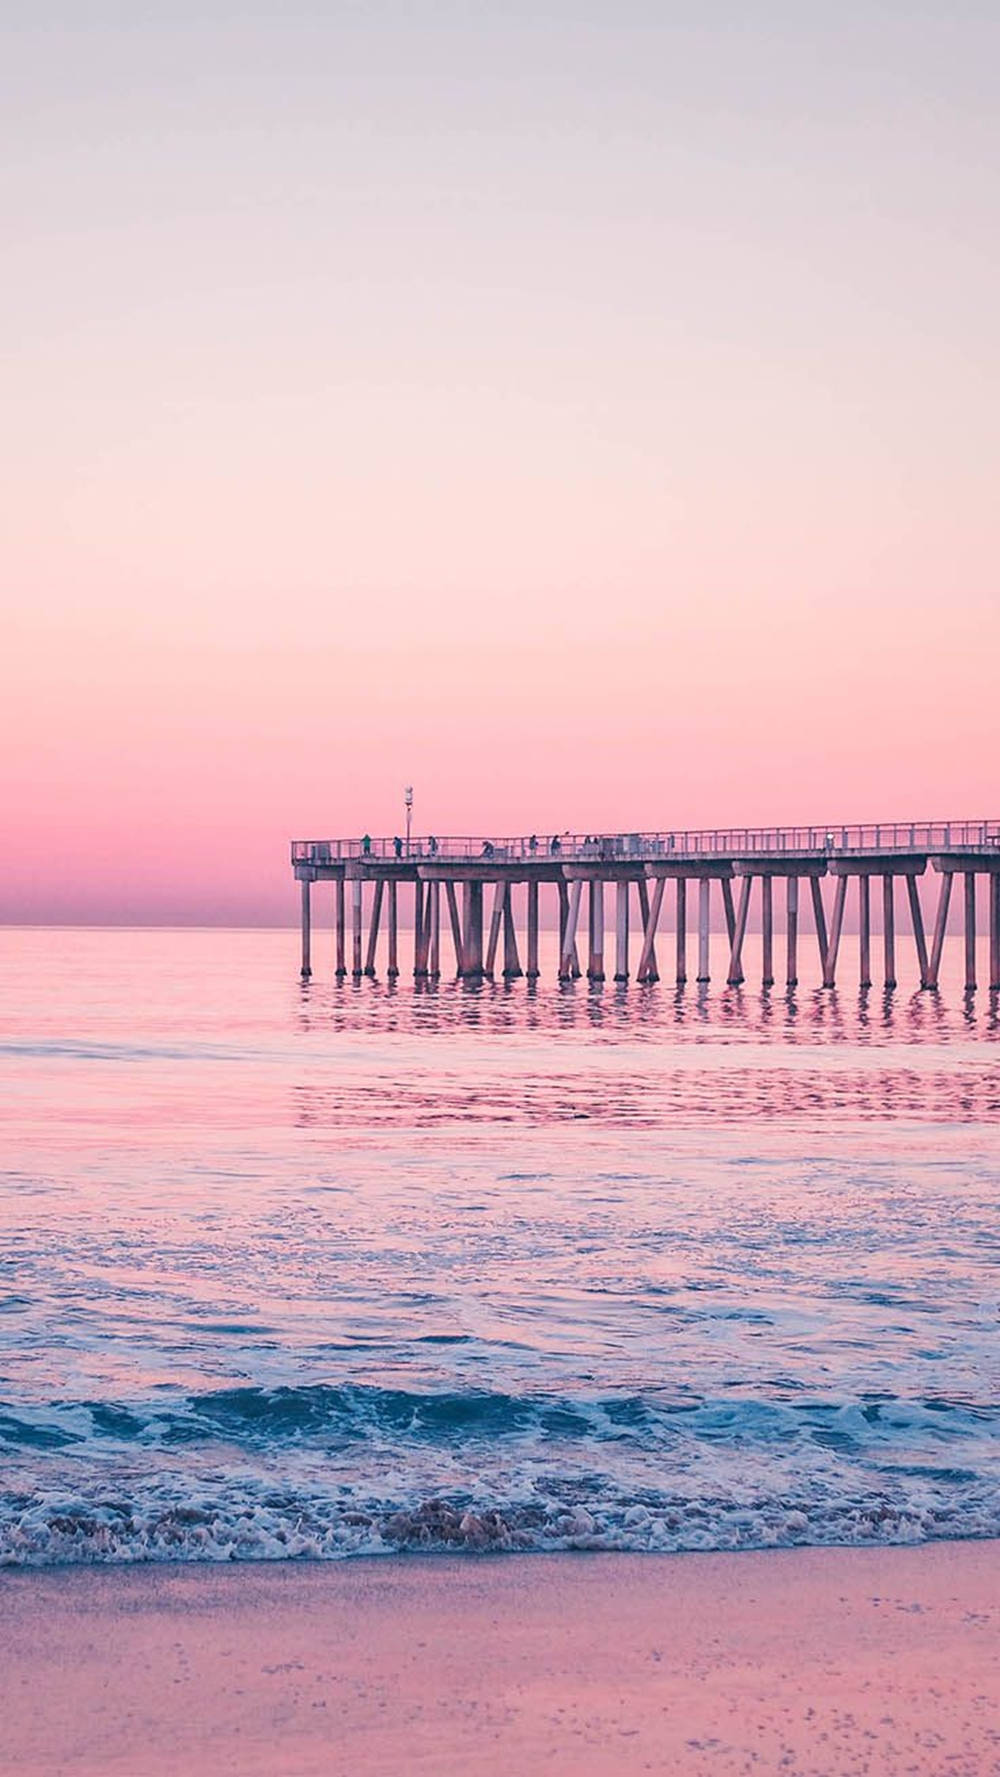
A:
1,927,998,1563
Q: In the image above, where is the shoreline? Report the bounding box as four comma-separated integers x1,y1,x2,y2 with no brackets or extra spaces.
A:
2,1541,998,1775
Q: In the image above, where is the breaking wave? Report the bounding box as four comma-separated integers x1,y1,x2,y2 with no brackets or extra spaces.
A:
2,1381,998,1566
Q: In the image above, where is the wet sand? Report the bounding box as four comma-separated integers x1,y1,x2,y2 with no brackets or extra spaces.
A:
1,1542,998,1776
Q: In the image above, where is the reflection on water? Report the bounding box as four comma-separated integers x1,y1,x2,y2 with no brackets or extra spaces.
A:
0,927,997,1565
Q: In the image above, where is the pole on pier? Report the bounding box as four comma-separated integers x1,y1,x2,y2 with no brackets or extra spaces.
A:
364,879,384,976
728,877,751,986
636,877,665,983
858,875,871,988
810,877,829,983
927,871,953,991
614,880,629,981
697,879,711,982
905,875,930,989
588,879,605,981
823,876,847,988
786,876,799,987
445,879,464,975
676,878,687,985
560,879,583,980
503,886,522,978
964,873,976,991
387,880,399,978
300,879,312,979
883,875,896,988
335,878,346,978
462,880,484,977
990,873,1000,991
526,880,540,979
761,875,774,987
351,878,363,977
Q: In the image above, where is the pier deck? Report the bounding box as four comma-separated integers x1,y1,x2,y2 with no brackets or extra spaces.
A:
291,822,1000,989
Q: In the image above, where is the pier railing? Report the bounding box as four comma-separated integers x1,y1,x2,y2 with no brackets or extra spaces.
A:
292,821,1000,868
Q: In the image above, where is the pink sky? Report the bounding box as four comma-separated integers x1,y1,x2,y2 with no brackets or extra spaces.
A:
3,5,998,923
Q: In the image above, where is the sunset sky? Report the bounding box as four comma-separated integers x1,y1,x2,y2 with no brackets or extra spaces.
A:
4,2,997,923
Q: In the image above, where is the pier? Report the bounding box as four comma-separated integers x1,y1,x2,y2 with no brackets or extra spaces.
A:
291,822,1000,990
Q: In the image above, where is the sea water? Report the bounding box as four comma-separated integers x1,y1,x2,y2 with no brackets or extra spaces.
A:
1,926,997,1564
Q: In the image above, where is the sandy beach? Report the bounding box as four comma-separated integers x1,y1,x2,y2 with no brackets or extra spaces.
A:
2,1541,998,1776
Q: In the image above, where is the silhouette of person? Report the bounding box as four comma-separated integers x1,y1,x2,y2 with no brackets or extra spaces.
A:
393,835,403,858
361,833,372,856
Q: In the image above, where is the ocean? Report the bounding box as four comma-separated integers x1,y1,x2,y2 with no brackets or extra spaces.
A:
1,926,998,1565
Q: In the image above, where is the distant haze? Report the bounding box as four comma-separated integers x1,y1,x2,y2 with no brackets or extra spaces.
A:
3,3,998,923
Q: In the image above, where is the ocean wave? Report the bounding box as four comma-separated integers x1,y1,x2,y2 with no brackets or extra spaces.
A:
1,1382,996,1455
2,1379,998,1566
2,1471,999,1567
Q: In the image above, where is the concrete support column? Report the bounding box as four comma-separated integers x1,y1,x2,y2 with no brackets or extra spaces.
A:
428,881,440,978
364,879,383,976
387,880,399,978
503,887,523,978
697,878,711,982
905,875,930,989
676,878,687,984
636,879,657,982
526,880,540,979
351,878,363,977
353,874,365,973
858,875,871,988
462,880,484,977
300,879,312,979
636,878,665,984
761,875,774,987
414,879,427,976
810,878,829,983
445,880,464,975
560,879,583,980
557,880,569,972
614,880,629,981
334,878,346,977
786,876,799,987
720,879,737,951
823,877,848,988
728,877,751,986
927,871,953,991
990,873,1000,991
353,881,365,980
588,879,605,981
485,882,505,976
883,875,896,989
964,873,976,991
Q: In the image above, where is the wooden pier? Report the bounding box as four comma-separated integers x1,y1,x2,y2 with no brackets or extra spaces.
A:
291,823,1000,990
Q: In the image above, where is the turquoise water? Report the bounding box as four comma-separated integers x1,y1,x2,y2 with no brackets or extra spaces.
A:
1,927,998,1563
